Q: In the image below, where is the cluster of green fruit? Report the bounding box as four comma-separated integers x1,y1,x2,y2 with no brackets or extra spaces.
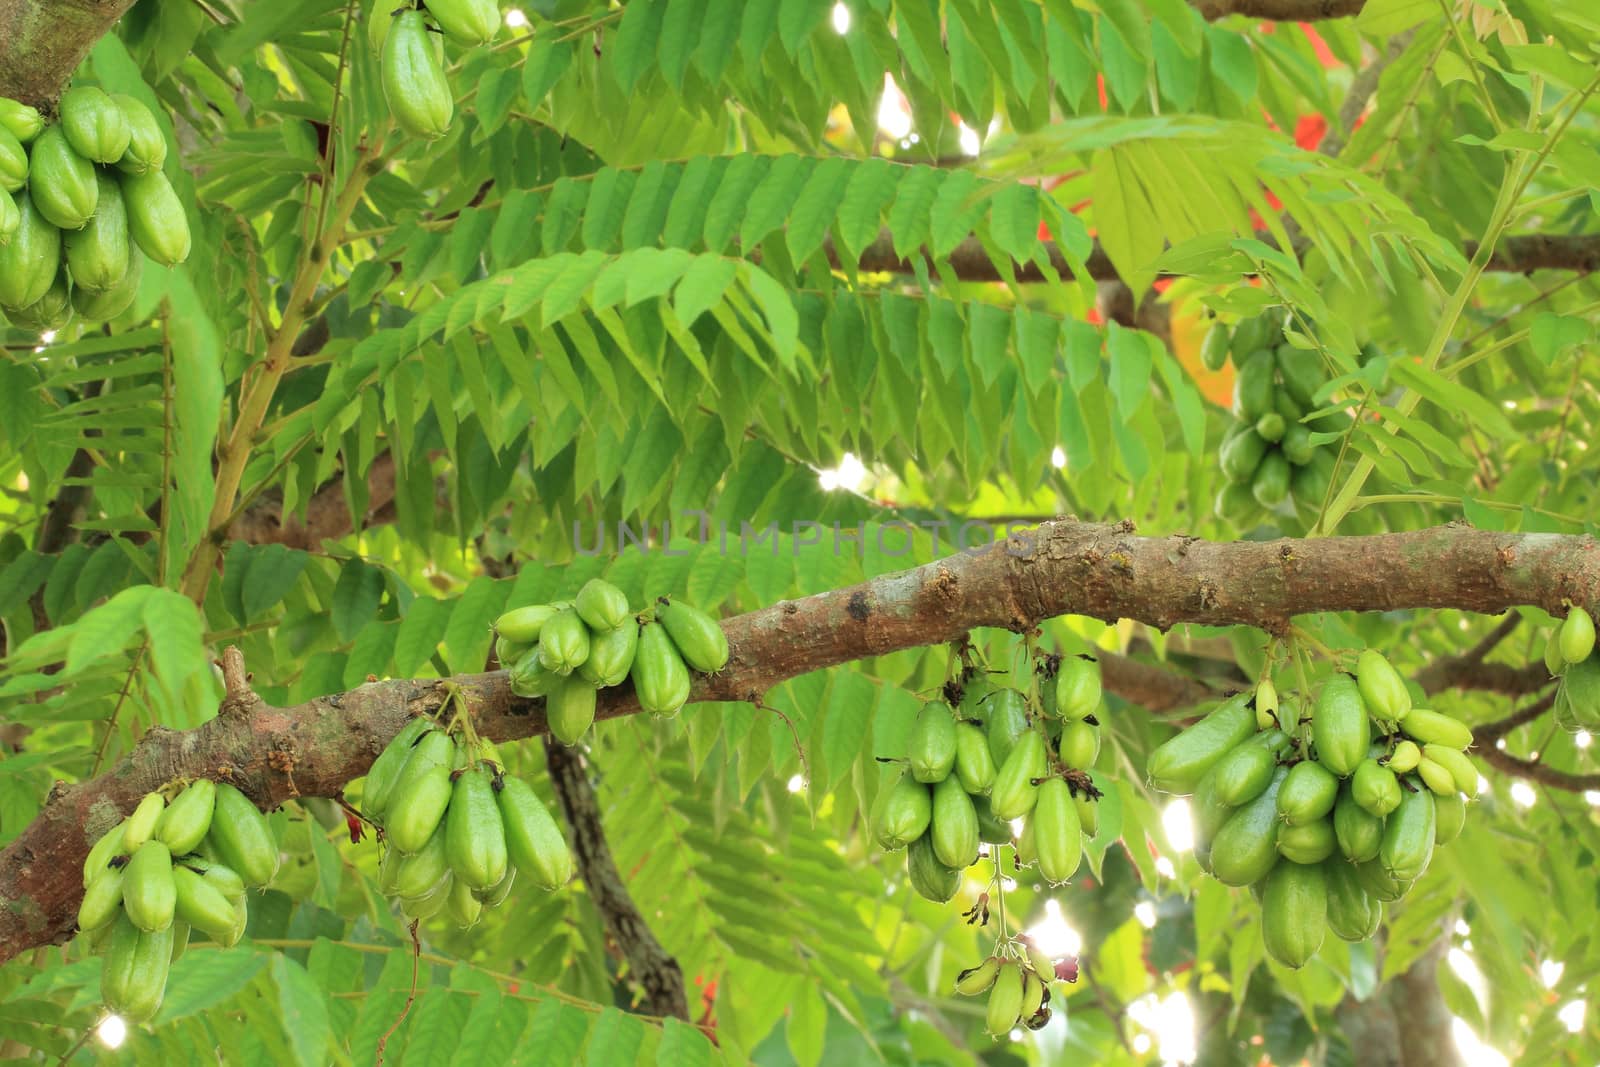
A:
0,89,190,331
77,781,279,1021
363,717,573,927
374,0,502,140
1202,310,1347,524
1547,605,1598,730
496,581,730,741
955,938,1065,1036
1150,649,1480,969
873,653,1105,903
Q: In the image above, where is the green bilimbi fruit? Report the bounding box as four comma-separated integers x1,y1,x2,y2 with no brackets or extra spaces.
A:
930,775,979,869
1356,650,1411,722
1209,765,1289,887
1256,679,1279,729
509,646,562,698
171,865,238,941
1275,347,1324,410
1191,767,1233,872
953,722,997,795
1255,411,1286,443
1014,814,1037,867
122,839,176,932
1350,758,1401,817
0,127,25,192
1073,790,1099,838
29,125,98,229
0,185,18,244
1034,777,1083,885
990,730,1047,821
1561,606,1596,665
985,688,1029,767
907,702,958,784
60,87,131,164
579,621,638,687
208,783,280,886
1422,744,1478,797
1054,655,1101,721
400,871,453,919
1546,626,1567,676
1251,451,1291,508
1414,758,1456,797
381,10,454,139
955,957,1001,995
906,833,961,903
1261,861,1327,969
445,766,508,890
546,674,599,745
1233,348,1276,420
123,793,167,852
1215,482,1258,524
84,819,130,885
972,795,1013,845
1199,321,1230,372
1058,721,1099,771
384,731,456,854
985,961,1024,1036
112,94,166,175
1379,785,1435,883
474,866,516,907
1312,674,1369,777
7,268,71,331
497,775,573,890
1333,788,1383,862
631,621,692,716
362,717,434,819
874,772,932,850
1277,819,1335,864
1147,692,1256,795
496,603,558,644
1212,729,1288,807
1231,314,1277,357
72,245,142,321
1281,422,1315,466
655,598,730,672
77,865,126,933
574,578,630,632
1323,858,1382,942
1019,970,1046,1024
120,168,190,265
0,98,43,143
64,172,130,292
1355,857,1408,902
187,857,246,904
447,876,484,928
1387,740,1421,774
539,607,590,675
496,635,533,668
1434,792,1466,845
427,0,501,44
155,779,216,856
1398,708,1473,750
101,914,173,1021
1219,426,1269,483
1277,760,1338,825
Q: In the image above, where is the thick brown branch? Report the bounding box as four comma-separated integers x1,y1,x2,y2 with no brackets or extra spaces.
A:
226,453,401,549
5,519,1600,962
1475,744,1600,792
1099,651,1219,713
543,741,688,1020
1189,0,1366,19
1474,691,1558,744
0,1,140,109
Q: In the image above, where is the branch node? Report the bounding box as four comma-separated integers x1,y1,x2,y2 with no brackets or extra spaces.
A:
218,647,262,720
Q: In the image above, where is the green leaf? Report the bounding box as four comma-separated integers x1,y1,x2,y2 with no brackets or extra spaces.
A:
1529,313,1591,365
442,577,508,673
1356,0,1437,36
525,998,592,1064
820,672,873,791
656,1018,714,1067
331,560,386,642
155,947,268,1023
393,595,454,677
674,256,739,327
584,1007,648,1066
66,585,153,675
1105,322,1152,420
272,954,333,1067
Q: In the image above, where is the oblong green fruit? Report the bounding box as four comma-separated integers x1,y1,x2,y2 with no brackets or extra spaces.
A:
955,957,1001,996
1251,450,1291,508
400,870,453,919
985,688,1029,767
1356,649,1411,722
362,717,435,819
1054,655,1101,721
1275,346,1324,409
120,169,190,265
1561,606,1596,665
1379,785,1435,883
874,772,932,850
1255,411,1286,443
123,793,167,853
7,268,71,331
1231,315,1278,358
509,646,562,698
954,721,997,795
656,598,730,672
1014,814,1036,867
1350,758,1401,817
427,0,501,44
447,875,484,928
185,857,246,903
72,246,141,321
64,172,129,292
930,775,979,869
496,603,558,643
1281,422,1315,466
60,87,131,163
1209,765,1288,887
1073,790,1099,838
1546,626,1567,677
101,914,173,1021
1146,692,1256,795
1213,730,1288,806
1220,426,1269,484
1399,708,1473,749
1058,721,1099,771
1277,818,1335,864
1333,788,1383,862
546,674,598,745
990,730,1047,821
384,731,456,854
112,94,166,175
172,865,237,940
1034,777,1082,885
574,578,630,632
1355,857,1409,902
1415,757,1456,797
381,10,454,139
29,125,98,229
122,839,176,932
208,783,280,886
0,185,18,243
77,864,126,933
0,127,24,192
1,198,67,308
1290,450,1335,509
1215,481,1259,524
578,620,638,687
1261,860,1327,969
445,767,508,890
1433,792,1465,844
985,962,1024,1036
1191,766,1235,873
1387,740,1421,774
906,833,960,903
1312,674,1369,777
1277,760,1339,825
1323,859,1382,942
497,775,573,890
1199,321,1230,371
972,795,1013,845
631,620,691,716
155,779,215,856
907,702,958,784
538,607,590,675
473,865,516,907
84,819,130,885
1233,348,1276,420
0,98,42,143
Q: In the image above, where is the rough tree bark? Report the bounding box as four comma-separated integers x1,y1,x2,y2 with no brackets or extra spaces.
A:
2,519,1597,963
0,0,140,109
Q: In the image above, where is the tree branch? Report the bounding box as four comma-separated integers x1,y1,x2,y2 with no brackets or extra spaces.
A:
1475,744,1600,792
1188,0,1366,19
543,740,688,1020
0,1,140,109
5,519,1600,962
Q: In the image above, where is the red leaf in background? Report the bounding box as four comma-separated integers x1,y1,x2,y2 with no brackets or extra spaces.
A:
1300,24,1339,69
1295,113,1328,150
